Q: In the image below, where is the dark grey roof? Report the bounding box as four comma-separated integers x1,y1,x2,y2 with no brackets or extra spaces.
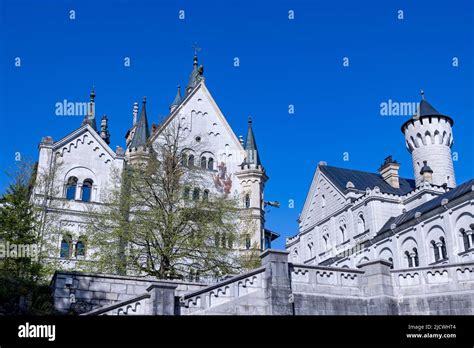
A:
378,179,474,235
186,55,203,93
129,97,149,149
244,117,262,166
264,228,280,241
420,161,433,174
319,165,416,195
401,95,454,132
419,99,443,117
170,86,182,109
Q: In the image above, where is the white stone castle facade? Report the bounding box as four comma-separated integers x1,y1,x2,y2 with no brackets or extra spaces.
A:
34,54,277,270
286,94,474,272
37,56,474,315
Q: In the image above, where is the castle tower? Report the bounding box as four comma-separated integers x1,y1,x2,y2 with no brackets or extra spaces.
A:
100,114,111,144
401,92,456,188
235,117,268,250
81,87,97,130
126,97,151,164
169,85,182,112
186,53,204,95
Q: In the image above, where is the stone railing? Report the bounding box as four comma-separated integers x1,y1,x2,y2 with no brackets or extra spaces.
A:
391,261,474,297
83,283,178,316
290,263,364,297
180,266,266,314
83,293,152,316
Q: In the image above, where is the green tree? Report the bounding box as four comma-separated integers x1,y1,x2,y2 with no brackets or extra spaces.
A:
84,122,251,280
0,161,54,314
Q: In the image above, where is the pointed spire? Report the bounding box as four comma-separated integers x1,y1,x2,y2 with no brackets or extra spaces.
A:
170,85,182,111
418,91,444,117
186,45,204,94
82,86,97,131
90,86,96,102
100,114,111,145
129,97,150,149
244,116,261,166
132,102,139,125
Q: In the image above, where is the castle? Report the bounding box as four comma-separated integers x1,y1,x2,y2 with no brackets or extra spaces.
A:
41,58,473,315
33,54,278,273
286,92,472,271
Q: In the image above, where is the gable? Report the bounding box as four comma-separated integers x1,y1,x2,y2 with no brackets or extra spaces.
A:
150,82,248,196
150,82,244,152
50,125,123,202
299,167,347,231
53,125,118,163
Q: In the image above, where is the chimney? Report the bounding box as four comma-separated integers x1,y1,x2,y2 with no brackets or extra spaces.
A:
378,156,400,188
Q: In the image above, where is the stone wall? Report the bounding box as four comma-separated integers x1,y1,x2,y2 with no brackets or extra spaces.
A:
51,271,206,314
51,251,474,315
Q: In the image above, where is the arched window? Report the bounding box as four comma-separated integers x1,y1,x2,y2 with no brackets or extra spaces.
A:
192,188,200,201
321,194,326,208
200,156,207,169
339,225,346,242
60,234,72,258
208,158,214,170
431,237,448,262
323,234,329,251
308,243,313,258
75,236,86,257
245,235,251,249
460,228,472,251
203,189,209,202
215,232,220,247
228,235,234,249
188,154,195,167
245,194,250,209
431,240,440,261
405,251,412,268
81,179,93,202
183,187,190,200
413,248,419,267
66,177,78,200
440,237,447,260
181,153,188,167
357,214,365,234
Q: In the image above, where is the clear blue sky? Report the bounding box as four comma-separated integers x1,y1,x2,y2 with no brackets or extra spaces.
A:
1,0,473,249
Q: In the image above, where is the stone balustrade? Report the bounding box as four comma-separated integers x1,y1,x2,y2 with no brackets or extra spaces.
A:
392,261,474,295
180,266,266,315
290,263,364,297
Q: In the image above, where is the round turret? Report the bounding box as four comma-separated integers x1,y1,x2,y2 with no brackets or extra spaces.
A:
401,92,456,188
